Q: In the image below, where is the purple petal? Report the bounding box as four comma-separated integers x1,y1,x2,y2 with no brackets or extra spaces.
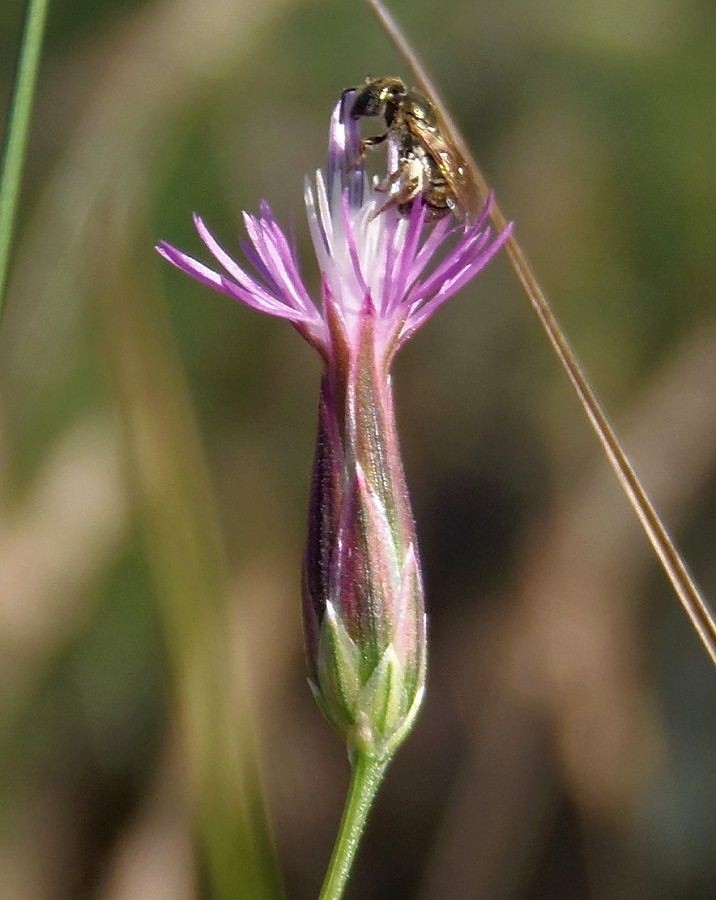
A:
402,223,513,338
340,189,370,301
156,241,310,322
239,237,281,292
386,200,425,314
406,215,455,284
408,225,493,305
241,211,313,315
262,215,315,314
304,176,331,261
328,90,364,206
156,241,230,294
193,215,280,308
379,212,402,317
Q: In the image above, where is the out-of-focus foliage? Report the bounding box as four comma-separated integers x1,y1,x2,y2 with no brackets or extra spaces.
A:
1,0,714,897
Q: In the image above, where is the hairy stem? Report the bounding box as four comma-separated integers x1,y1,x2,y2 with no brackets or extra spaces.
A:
319,754,388,900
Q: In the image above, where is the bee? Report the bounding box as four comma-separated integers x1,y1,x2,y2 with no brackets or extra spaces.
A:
348,76,483,223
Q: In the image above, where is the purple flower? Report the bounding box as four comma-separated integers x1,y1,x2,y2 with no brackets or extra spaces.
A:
157,91,511,758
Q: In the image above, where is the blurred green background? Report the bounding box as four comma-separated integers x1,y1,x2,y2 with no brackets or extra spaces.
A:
1,0,715,897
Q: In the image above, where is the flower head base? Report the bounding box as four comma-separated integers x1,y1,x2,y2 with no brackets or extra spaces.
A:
157,91,511,759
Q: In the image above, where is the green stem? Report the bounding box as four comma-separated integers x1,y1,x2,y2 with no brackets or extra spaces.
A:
0,0,51,317
319,753,388,900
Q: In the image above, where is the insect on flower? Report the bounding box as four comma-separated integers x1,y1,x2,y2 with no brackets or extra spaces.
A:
156,89,512,758
348,75,483,223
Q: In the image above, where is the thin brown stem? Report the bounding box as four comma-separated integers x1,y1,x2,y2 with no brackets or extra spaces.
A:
363,0,716,665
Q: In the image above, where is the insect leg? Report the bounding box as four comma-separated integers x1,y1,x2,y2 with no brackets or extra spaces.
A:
370,155,423,219
345,132,389,172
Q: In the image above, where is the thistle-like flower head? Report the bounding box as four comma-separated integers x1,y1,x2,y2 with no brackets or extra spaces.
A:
157,91,511,367
157,90,511,760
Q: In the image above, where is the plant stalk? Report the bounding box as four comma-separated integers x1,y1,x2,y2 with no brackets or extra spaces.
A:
319,754,388,900
363,0,716,666
0,0,51,316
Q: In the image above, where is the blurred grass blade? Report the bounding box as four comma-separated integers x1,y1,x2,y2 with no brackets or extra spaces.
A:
0,0,50,317
363,0,716,666
96,205,283,899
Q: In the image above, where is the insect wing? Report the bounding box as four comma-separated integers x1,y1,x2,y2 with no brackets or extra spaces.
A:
409,114,483,223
